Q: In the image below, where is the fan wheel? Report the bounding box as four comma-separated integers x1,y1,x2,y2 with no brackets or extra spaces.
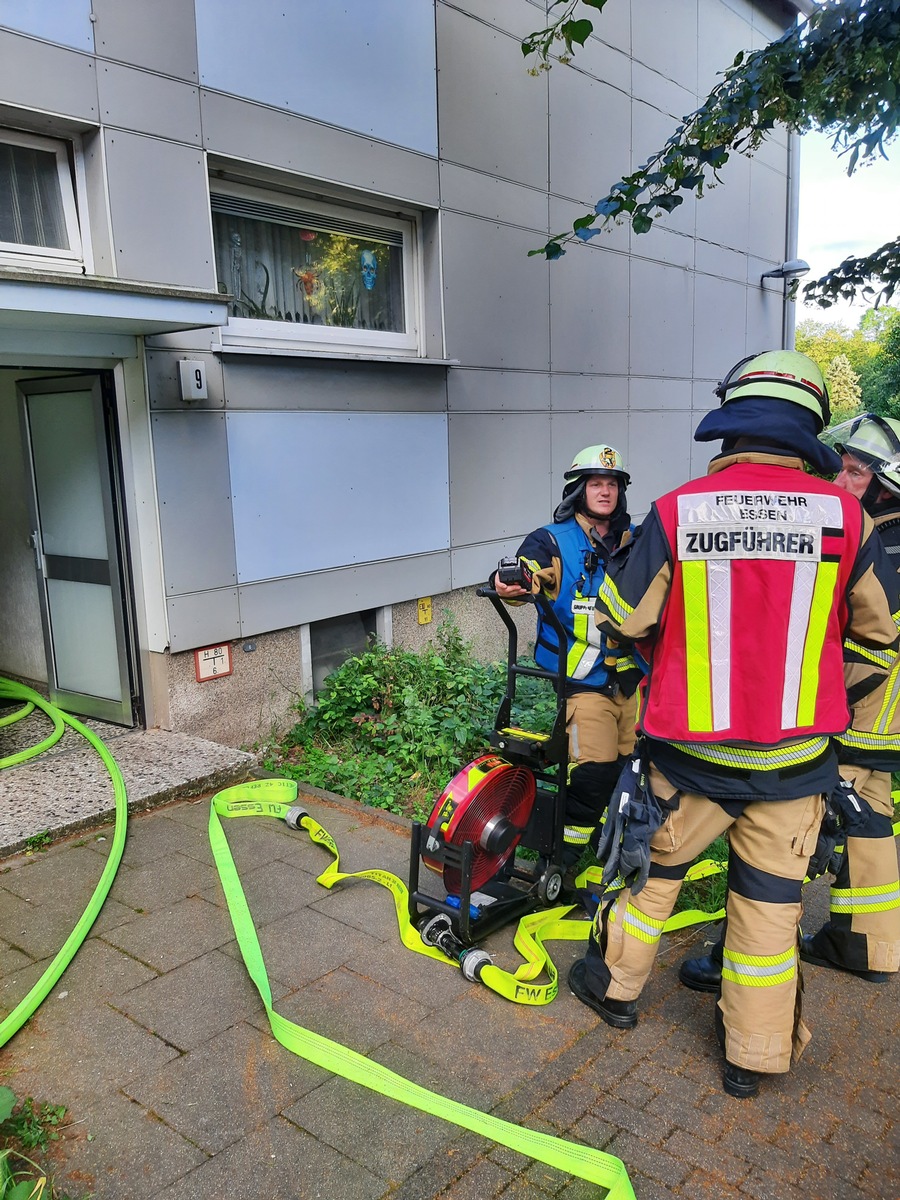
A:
424,755,536,893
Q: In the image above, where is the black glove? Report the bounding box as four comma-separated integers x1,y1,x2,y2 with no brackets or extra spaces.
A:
830,778,873,835
806,780,874,880
597,754,666,895
806,794,841,881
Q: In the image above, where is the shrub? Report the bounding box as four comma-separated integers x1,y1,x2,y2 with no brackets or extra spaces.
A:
266,616,557,820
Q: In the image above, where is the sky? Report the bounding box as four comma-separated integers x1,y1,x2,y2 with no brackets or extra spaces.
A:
796,129,900,328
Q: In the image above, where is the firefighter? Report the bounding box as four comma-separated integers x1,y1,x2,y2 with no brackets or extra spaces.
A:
680,413,900,993
493,445,640,893
566,351,898,1098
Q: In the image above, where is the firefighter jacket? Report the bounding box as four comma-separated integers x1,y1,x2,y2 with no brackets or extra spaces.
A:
514,511,632,696
837,501,900,771
594,452,899,800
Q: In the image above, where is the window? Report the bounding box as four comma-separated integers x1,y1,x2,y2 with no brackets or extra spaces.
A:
309,609,378,696
211,181,419,354
0,130,83,272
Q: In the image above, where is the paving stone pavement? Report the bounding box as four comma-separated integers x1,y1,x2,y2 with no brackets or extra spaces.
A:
0,709,255,856
1,790,898,1200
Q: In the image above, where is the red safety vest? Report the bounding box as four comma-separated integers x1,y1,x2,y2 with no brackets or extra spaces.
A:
642,463,863,744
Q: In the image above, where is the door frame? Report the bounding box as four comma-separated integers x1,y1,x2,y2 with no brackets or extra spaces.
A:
18,371,140,725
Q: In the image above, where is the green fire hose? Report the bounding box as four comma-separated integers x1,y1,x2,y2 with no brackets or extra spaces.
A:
0,677,128,1049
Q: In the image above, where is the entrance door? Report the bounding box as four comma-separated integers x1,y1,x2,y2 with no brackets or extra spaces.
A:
19,374,136,725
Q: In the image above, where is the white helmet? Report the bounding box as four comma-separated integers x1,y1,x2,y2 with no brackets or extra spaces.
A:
563,444,630,486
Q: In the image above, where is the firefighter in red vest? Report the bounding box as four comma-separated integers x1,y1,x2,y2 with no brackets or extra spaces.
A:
566,351,898,1098
681,413,900,994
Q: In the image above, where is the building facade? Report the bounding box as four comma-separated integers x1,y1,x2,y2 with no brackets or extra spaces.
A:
0,0,804,746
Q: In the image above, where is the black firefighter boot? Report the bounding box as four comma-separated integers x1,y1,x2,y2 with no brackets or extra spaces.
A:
715,1003,761,1099
679,929,724,993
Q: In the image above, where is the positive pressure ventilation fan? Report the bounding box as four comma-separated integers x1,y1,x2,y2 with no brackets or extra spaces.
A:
422,754,536,893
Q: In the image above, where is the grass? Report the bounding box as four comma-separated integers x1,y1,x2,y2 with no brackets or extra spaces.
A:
0,1087,82,1200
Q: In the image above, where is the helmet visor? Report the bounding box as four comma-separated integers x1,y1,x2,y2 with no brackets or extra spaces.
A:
819,414,900,477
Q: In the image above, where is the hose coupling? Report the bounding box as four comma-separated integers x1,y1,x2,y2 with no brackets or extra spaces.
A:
284,805,309,830
460,947,493,982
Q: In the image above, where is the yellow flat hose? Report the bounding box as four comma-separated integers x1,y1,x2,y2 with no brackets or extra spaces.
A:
210,780,637,1199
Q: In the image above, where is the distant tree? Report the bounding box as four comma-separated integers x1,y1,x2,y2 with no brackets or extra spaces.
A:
825,354,863,423
863,316,900,417
524,0,900,309
795,318,873,377
859,305,900,341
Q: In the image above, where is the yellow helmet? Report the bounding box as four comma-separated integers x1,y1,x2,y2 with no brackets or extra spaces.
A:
715,350,831,431
564,444,630,486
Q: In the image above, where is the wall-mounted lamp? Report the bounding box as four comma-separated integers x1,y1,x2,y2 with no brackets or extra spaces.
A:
760,258,811,284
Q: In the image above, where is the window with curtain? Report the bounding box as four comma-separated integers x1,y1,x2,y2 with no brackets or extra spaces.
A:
0,130,82,270
211,183,416,351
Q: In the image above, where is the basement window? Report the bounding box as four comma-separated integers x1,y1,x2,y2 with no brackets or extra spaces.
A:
211,181,419,355
309,609,379,697
0,129,83,272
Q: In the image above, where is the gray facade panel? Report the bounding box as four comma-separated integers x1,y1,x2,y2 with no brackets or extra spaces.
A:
448,368,550,413
442,211,550,370
166,588,241,652
550,411,630,487
633,0,700,94
441,0,552,41
450,537,523,592
237,552,452,634
584,0,632,54
200,90,440,208
0,0,92,50
0,29,98,122
549,244,630,375
439,162,548,232
195,0,438,157
152,411,238,595
147,350,225,410
97,62,201,145
627,408,697,516
226,411,450,581
436,4,548,189
81,129,114,275
449,412,551,547
692,273,749,380
222,359,447,412
698,0,754,97
550,373,629,415
105,130,215,288
92,0,199,81
628,257,696,380
549,69,632,207
749,162,789,262
559,22,632,90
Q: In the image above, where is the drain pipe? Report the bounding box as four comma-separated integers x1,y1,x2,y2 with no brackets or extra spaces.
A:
783,130,804,350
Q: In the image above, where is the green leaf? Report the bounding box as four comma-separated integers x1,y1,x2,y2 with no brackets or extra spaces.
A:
0,1086,16,1123
8,1180,46,1200
632,211,653,234
563,18,593,48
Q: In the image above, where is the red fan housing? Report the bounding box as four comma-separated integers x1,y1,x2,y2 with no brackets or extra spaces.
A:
423,754,536,893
